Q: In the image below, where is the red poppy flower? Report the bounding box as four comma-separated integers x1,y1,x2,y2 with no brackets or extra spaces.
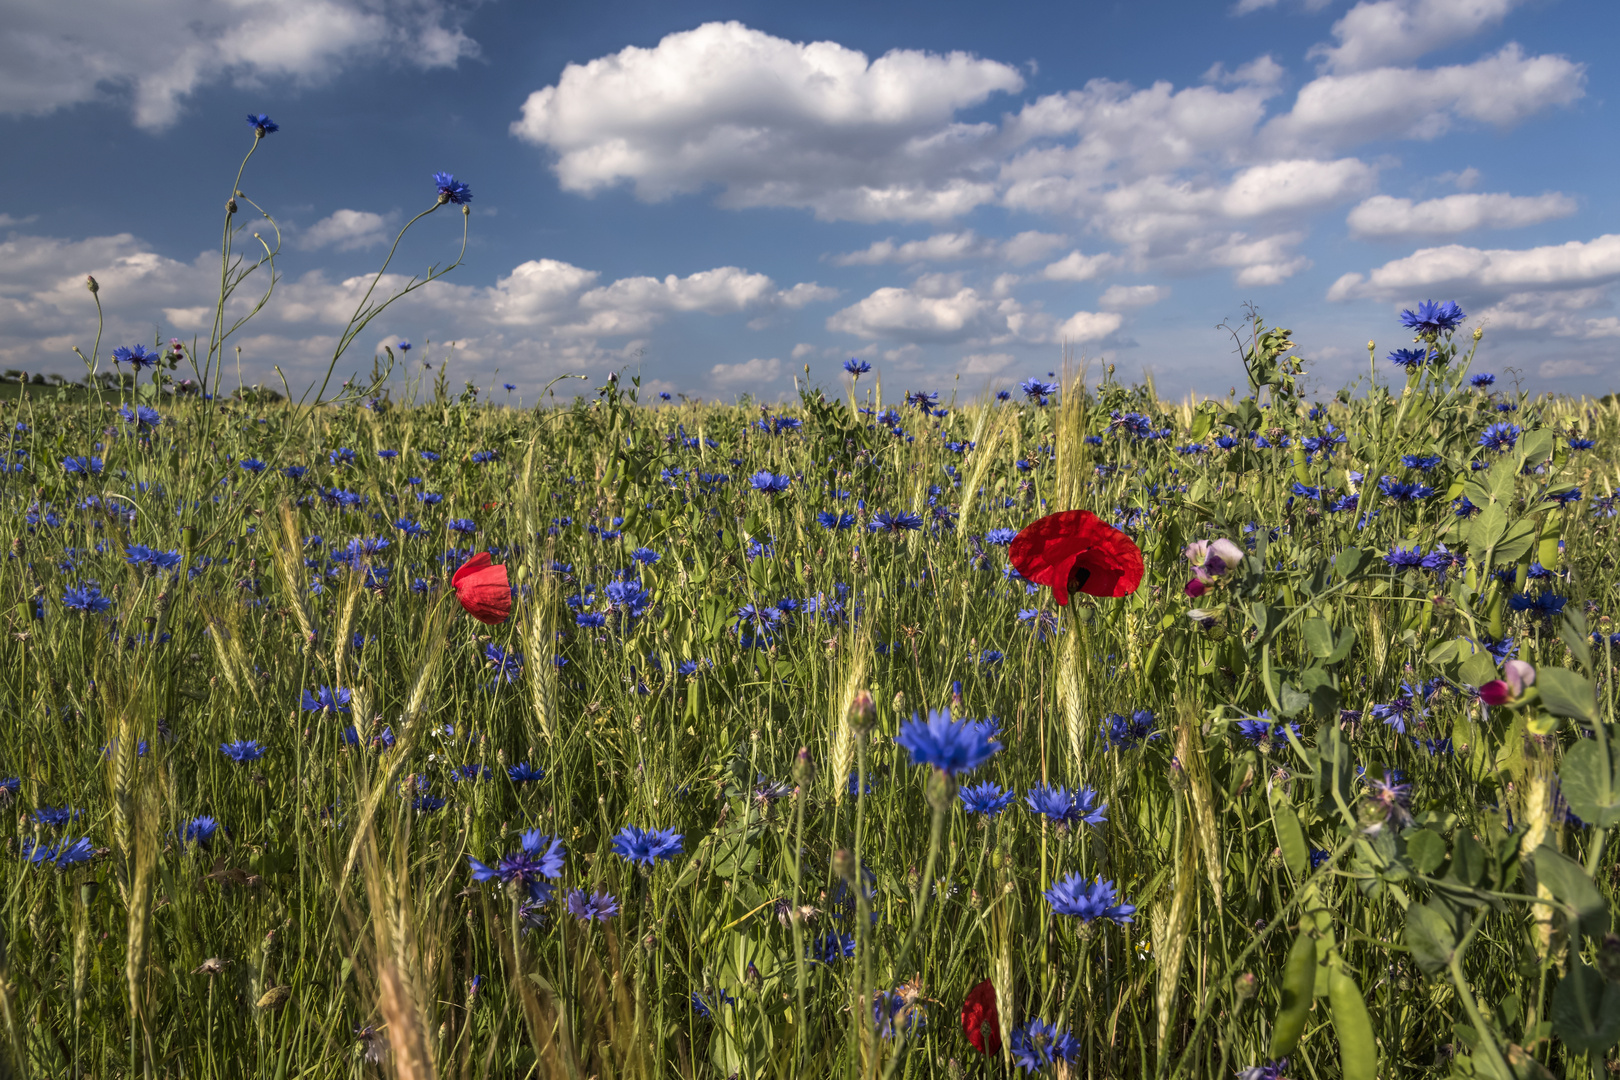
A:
451,552,512,625
1008,509,1143,605
961,978,1001,1055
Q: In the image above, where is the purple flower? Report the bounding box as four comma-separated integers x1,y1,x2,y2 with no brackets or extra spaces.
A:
894,709,1001,776
611,825,684,867
1043,873,1136,924
565,888,620,923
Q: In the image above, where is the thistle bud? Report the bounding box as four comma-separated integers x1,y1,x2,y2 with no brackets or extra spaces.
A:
793,746,816,787
891,690,906,714
226,199,237,215
832,848,857,885
85,275,99,294
1233,972,1259,1002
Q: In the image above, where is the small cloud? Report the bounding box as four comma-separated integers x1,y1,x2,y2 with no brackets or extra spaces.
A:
791,343,817,359
1539,358,1598,378
299,209,392,252
1098,284,1167,310
1042,250,1117,282
961,352,1014,374
709,357,784,386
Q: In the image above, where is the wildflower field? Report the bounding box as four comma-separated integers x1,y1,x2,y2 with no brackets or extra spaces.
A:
3,118,1619,1080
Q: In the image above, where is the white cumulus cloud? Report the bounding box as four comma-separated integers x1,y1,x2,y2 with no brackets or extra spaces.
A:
830,229,1067,267
510,21,1024,222
1098,284,1167,309
1327,233,1620,300
1346,192,1576,237
0,0,479,130
1309,0,1526,74
709,357,784,386
298,209,393,252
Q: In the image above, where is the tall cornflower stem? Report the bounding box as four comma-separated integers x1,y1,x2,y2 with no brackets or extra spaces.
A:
876,792,948,1080
789,784,810,1072
210,133,263,375
310,202,468,408
1448,910,1512,1080
852,739,873,1075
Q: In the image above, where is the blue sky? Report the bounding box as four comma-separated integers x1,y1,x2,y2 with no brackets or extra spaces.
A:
2,0,1615,402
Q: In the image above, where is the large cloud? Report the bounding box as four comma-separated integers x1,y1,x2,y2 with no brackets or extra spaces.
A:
511,21,1024,222
1346,192,1577,238
1327,233,1620,300
826,280,1118,346
0,0,479,130
1308,0,1528,74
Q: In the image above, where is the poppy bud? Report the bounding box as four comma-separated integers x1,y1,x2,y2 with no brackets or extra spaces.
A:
451,553,512,625
85,275,99,294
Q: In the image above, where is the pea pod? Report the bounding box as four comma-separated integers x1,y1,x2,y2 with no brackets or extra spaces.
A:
1269,928,1317,1060
1328,963,1377,1080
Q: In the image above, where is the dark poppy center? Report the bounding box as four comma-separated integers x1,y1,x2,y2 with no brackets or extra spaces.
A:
1067,562,1091,595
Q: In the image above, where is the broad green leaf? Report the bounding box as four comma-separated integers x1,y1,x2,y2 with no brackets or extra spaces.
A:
1535,844,1610,937
1538,667,1598,725
1336,546,1364,580
1551,961,1620,1053
1457,647,1498,691
1447,831,1485,888
1325,627,1356,665
1405,829,1446,875
1271,796,1309,880
1560,609,1594,674
1269,929,1317,1060
1404,901,1456,976
1494,519,1538,565
1303,618,1335,659
1561,738,1620,828
1328,964,1378,1080
1519,427,1555,467
1468,501,1507,552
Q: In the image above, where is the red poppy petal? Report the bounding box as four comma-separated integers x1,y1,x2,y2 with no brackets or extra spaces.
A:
1009,510,1143,604
961,979,1001,1055
452,552,492,588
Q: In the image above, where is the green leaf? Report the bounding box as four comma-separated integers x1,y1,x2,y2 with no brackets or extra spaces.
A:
1303,618,1335,659
1190,410,1213,441
1538,668,1598,725
1404,901,1457,976
1269,929,1318,1060
1406,829,1446,875
1447,831,1485,888
1328,964,1378,1080
1325,627,1356,665
1561,738,1620,828
1519,427,1555,468
1551,961,1620,1053
1336,547,1364,580
1271,796,1310,880
1560,610,1594,674
1457,647,1498,691
1535,844,1610,937
1494,520,1538,565
1468,502,1508,552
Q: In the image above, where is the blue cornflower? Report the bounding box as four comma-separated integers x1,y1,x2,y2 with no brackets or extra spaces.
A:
1365,769,1413,829
1378,476,1434,502
484,643,523,684
449,764,492,783
1371,686,1424,734
810,932,855,964
1290,481,1321,500
219,739,265,763
1234,713,1301,747
611,824,684,867
749,470,791,495
34,806,81,828
246,113,279,136
959,781,1016,816
1453,496,1480,518
1100,709,1159,750
996,390,1012,402
1400,300,1465,335
239,458,267,473
1402,454,1441,471
1478,422,1521,452
504,383,517,391
576,612,607,629
984,528,1018,546
282,465,308,479
1384,544,1425,569
507,761,544,783
1021,377,1060,402
817,511,856,530
433,172,472,205
119,404,162,429
1508,592,1567,619
1237,1061,1291,1080
62,455,104,475
691,989,737,1019
605,579,651,617
1044,873,1136,923
24,836,95,870
301,686,352,713
868,510,923,534
979,649,1004,667
63,584,112,613
1024,784,1106,827
393,517,424,538
446,518,478,534
630,547,661,565
895,709,1001,776
329,447,356,466
1010,1019,1079,1072
1569,437,1596,451
183,816,220,845
844,358,872,375
1387,348,1429,371
905,390,940,411
398,341,411,352
1415,736,1455,757
1471,373,1495,388
468,832,566,894
420,450,441,462
113,344,160,369
565,888,621,923
1546,488,1582,506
